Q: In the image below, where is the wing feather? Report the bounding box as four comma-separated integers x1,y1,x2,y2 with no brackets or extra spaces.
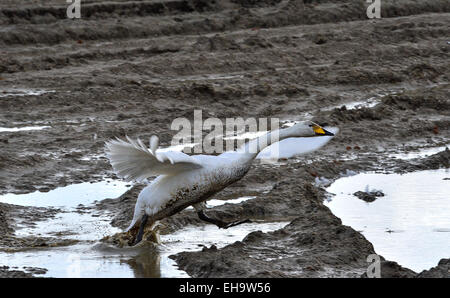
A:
105,136,202,181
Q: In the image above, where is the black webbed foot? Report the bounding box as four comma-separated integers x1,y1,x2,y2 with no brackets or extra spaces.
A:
134,214,148,246
197,209,251,229
218,218,252,229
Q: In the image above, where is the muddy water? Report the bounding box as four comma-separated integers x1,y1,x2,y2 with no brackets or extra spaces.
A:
0,181,288,277
0,126,50,132
0,181,131,207
388,145,449,160
321,89,402,112
0,88,55,98
207,196,256,207
155,221,290,277
0,181,131,277
325,169,450,272
0,219,289,278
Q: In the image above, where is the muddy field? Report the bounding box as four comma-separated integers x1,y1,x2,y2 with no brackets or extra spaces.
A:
0,0,449,277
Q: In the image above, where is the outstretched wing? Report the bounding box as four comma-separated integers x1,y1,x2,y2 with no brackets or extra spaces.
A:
105,136,202,181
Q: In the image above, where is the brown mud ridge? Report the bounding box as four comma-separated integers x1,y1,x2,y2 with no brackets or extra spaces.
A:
0,0,449,277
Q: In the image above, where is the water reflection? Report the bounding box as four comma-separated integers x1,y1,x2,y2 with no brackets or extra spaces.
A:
325,169,450,272
0,180,289,277
125,249,162,278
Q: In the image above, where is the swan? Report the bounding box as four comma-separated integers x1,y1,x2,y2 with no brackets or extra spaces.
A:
105,121,335,245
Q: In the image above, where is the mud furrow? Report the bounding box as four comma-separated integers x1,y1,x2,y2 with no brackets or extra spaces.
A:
0,0,222,25
1,13,448,78
1,0,449,46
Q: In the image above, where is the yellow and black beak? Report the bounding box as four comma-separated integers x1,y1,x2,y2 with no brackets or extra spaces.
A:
312,124,334,136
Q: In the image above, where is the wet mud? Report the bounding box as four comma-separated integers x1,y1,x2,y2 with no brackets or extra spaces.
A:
0,0,449,277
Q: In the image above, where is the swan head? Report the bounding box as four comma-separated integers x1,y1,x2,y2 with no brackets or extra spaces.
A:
286,121,335,137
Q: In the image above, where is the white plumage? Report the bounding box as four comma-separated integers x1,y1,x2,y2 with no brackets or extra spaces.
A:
105,121,335,241
105,135,202,180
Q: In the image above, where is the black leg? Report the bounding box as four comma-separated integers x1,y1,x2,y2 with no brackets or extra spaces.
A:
197,210,251,229
134,214,149,245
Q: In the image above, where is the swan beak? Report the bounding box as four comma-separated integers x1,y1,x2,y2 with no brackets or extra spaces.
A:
313,125,335,136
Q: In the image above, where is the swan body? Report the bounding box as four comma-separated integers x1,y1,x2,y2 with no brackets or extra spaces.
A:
105,121,335,243
127,154,252,231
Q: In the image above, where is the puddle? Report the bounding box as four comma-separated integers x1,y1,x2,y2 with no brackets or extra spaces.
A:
186,196,257,210
175,73,244,82
155,221,290,277
0,88,55,98
0,181,131,208
0,220,289,278
0,243,137,278
147,73,245,83
388,145,449,160
0,180,131,239
0,180,287,277
323,90,402,112
324,97,380,111
207,196,256,207
14,211,121,241
325,169,450,272
0,126,50,133
79,154,107,161
186,195,256,210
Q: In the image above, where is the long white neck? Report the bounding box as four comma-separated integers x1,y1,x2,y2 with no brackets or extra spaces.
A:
231,125,304,163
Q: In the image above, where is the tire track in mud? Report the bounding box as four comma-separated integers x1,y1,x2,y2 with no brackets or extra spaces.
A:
0,0,283,26
0,0,449,46
0,0,222,24
1,12,448,82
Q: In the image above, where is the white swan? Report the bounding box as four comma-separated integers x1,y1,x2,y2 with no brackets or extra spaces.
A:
105,121,335,245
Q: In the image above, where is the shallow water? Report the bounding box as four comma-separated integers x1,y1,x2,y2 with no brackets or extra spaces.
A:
0,220,289,278
0,181,131,208
0,88,54,98
0,181,288,277
155,221,289,277
207,196,256,207
175,73,245,82
185,196,256,210
323,97,380,111
0,126,50,133
325,169,450,272
323,89,403,112
388,145,449,160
